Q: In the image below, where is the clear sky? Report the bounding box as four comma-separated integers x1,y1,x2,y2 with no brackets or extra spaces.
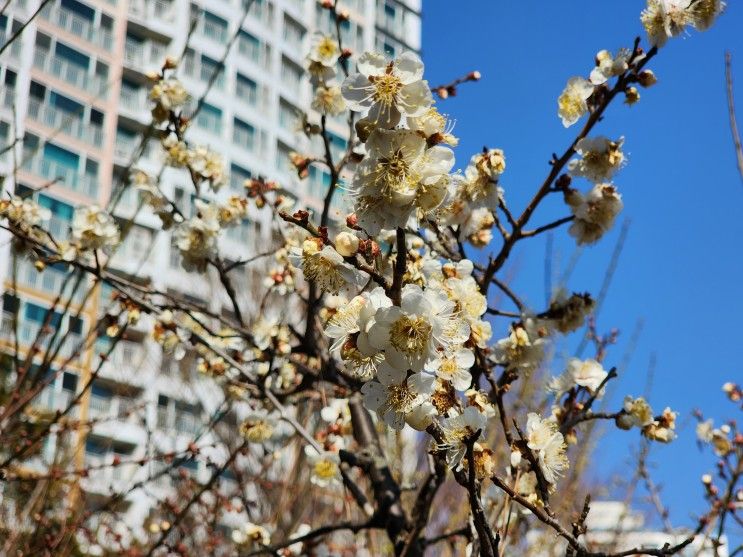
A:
421,0,743,531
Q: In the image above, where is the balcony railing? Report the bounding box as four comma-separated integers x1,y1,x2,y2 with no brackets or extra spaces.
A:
27,98,104,146
128,0,174,23
119,87,148,113
0,34,23,59
33,50,107,97
23,155,98,198
48,214,71,239
124,41,166,74
1,87,15,109
0,312,15,338
41,5,113,51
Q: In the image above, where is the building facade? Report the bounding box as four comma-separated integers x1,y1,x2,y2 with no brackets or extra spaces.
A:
0,0,422,541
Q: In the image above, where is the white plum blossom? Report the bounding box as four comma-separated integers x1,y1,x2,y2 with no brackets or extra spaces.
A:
231,522,270,547
324,288,391,378
71,206,120,252
368,284,469,373
361,362,435,430
407,105,458,146
188,145,226,191
149,77,188,121
312,84,346,115
308,33,340,67
557,77,594,127
290,240,364,294
173,200,221,272
439,406,487,469
568,136,625,183
351,128,454,234
550,358,609,396
306,33,340,84
304,447,342,488
525,413,569,484
641,0,723,48
0,196,51,231
566,184,623,245
590,49,630,85
617,396,655,430
425,348,475,391
494,320,547,373
342,51,432,128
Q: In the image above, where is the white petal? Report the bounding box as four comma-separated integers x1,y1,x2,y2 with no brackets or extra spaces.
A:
384,410,406,430
395,51,424,83
397,81,433,117
367,101,401,128
341,73,375,111
376,359,407,386
407,372,435,396
361,381,386,411
357,51,387,77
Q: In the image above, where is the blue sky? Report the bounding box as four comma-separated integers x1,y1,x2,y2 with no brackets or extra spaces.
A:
422,1,743,530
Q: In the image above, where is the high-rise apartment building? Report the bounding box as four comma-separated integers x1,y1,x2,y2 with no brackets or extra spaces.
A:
0,0,422,539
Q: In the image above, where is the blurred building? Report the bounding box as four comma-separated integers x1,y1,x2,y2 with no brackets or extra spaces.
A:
0,0,422,541
528,500,727,557
583,501,726,557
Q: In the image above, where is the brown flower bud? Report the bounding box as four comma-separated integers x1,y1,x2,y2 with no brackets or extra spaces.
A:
638,69,657,87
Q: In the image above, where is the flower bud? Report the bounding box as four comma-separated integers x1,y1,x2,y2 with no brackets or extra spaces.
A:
334,231,359,257
468,70,481,81
163,56,178,70
624,86,640,106
638,70,657,87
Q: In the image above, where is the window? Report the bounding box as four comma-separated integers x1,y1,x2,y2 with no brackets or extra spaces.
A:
195,102,222,134
69,316,84,335
232,118,255,149
280,56,303,93
238,30,270,68
199,55,224,88
244,0,272,24
275,141,293,174
201,10,228,43
278,99,298,130
283,15,305,50
235,73,257,105
230,163,251,190
43,142,79,170
2,293,20,314
309,165,331,197
90,382,113,415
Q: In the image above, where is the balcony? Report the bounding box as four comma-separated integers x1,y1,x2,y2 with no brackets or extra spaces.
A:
27,98,104,146
23,155,98,198
33,50,107,97
0,311,15,339
124,40,167,75
17,259,86,304
128,0,174,24
0,33,23,60
41,5,114,51
1,86,15,109
119,86,149,115
48,214,71,239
